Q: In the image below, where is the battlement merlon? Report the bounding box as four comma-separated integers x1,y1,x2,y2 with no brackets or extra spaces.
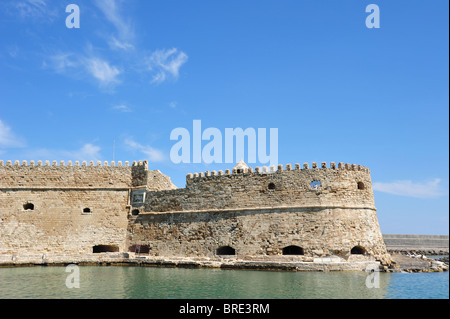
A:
186,162,370,183
0,160,176,191
0,160,149,167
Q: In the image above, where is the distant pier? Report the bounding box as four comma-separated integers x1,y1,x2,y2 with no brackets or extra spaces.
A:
383,234,449,255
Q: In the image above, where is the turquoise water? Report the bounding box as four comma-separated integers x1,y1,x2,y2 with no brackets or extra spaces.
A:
0,266,448,299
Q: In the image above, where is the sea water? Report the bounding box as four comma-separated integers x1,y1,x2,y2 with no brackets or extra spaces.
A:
0,266,448,299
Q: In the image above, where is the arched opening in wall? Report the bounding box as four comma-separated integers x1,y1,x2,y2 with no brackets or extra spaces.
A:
216,246,236,256
310,180,322,190
128,244,150,254
23,203,34,211
268,182,276,190
83,208,91,214
92,245,119,253
282,245,304,255
351,246,365,255
357,182,365,190
131,209,140,216
237,169,243,174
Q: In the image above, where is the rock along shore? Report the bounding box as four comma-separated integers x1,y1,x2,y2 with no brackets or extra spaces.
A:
0,253,448,273
389,253,448,273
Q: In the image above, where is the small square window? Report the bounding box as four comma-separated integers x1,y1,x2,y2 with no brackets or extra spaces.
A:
131,190,146,204
310,180,322,190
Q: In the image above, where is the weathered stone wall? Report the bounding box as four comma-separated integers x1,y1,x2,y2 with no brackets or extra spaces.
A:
0,189,130,254
0,160,175,255
0,160,137,189
146,170,178,191
129,162,391,265
0,159,391,267
145,162,374,212
128,207,391,265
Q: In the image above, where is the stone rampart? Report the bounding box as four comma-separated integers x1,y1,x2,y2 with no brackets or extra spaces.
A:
0,160,175,255
127,162,392,266
144,162,374,212
383,234,449,252
0,159,393,268
129,205,391,265
0,160,140,189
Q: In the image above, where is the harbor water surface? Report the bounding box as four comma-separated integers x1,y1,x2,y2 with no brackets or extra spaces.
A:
0,266,448,299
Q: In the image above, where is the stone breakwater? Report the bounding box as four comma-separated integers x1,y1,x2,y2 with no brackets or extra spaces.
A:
388,249,449,256
437,256,449,265
383,234,449,271
383,234,449,256
389,254,448,273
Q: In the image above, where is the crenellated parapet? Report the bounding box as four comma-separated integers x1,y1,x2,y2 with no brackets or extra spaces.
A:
145,161,375,214
0,159,177,192
0,159,152,189
0,160,151,167
185,162,370,182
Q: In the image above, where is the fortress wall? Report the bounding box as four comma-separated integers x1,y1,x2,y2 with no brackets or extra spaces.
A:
0,160,141,189
129,207,391,265
144,163,375,212
0,159,391,266
0,160,149,255
0,189,130,254
146,170,178,191
0,160,179,256
0,160,176,190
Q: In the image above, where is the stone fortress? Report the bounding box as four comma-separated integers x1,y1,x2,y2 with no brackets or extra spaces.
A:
0,159,396,270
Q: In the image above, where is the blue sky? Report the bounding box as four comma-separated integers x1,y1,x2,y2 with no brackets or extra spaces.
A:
0,0,448,235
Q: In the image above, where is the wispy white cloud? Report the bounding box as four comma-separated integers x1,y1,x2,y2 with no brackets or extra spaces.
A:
45,53,77,74
93,1,189,85
95,0,135,51
84,57,121,87
124,138,165,162
108,36,134,51
63,143,102,161
0,119,25,148
23,143,102,162
112,104,132,112
373,178,445,198
147,48,188,84
9,0,58,21
0,120,101,162
7,45,19,58
36,2,188,89
44,53,121,88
